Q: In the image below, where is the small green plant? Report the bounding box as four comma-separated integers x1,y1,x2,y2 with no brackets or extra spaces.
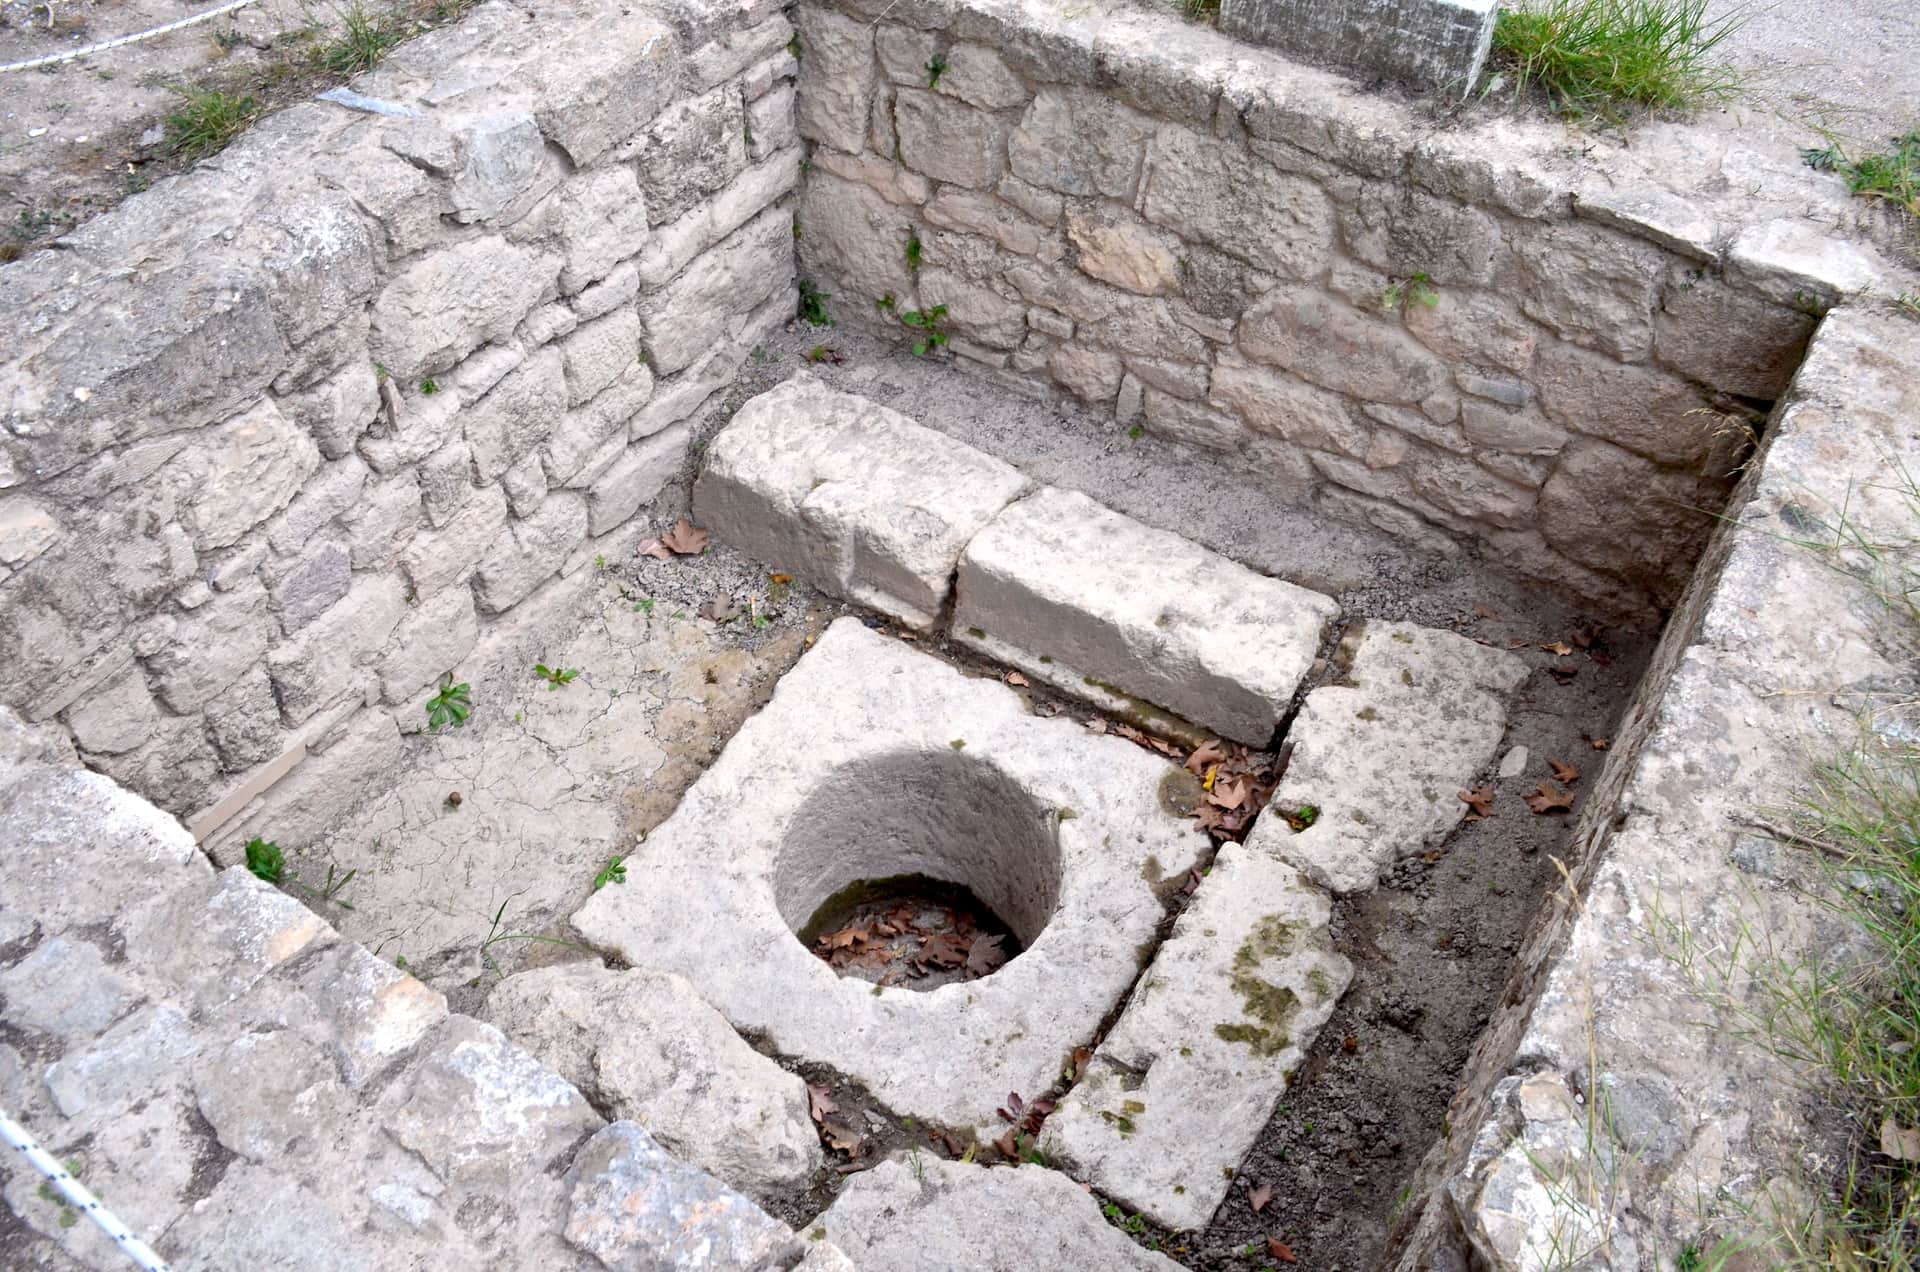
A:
309,863,357,909
786,32,802,59
633,597,656,614
246,837,285,885
900,304,949,356
1128,424,1146,440
1181,0,1220,19
534,663,579,690
165,88,261,159
317,2,405,75
1491,0,1744,119
905,233,924,273
925,54,948,88
1802,130,1920,219
476,895,596,978
798,278,834,326
419,378,439,395
425,677,473,732
876,293,897,314
1383,272,1440,313
593,553,608,571
593,855,627,889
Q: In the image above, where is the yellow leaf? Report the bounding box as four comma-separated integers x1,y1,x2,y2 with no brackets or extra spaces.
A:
1202,764,1218,792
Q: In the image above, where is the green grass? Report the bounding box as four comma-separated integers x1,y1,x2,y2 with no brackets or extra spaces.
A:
165,89,261,159
1491,0,1744,119
315,3,407,75
1804,131,1920,220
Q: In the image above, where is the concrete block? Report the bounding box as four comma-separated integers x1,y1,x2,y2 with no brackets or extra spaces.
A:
693,375,1032,629
953,487,1338,745
1220,0,1497,96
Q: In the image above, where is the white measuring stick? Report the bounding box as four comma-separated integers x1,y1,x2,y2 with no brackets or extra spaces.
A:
0,0,261,74
0,1106,172,1271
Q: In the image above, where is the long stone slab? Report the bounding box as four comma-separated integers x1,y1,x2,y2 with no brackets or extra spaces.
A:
693,373,1032,629
952,487,1339,745
571,617,1209,1132
1247,619,1526,894
813,1156,1184,1270
1041,843,1351,1230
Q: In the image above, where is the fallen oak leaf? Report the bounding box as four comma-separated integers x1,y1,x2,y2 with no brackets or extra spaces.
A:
1185,739,1229,776
1525,781,1575,814
821,1117,864,1155
1549,758,1581,784
1880,1117,1920,1162
1459,785,1496,819
1541,640,1574,656
1005,671,1030,687
965,932,1007,976
1267,1237,1298,1263
636,537,674,561
659,517,710,555
1249,1182,1273,1213
807,1084,837,1124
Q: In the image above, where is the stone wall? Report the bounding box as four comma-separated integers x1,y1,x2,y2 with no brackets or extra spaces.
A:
788,0,1854,618
1389,304,1920,1268
0,0,801,848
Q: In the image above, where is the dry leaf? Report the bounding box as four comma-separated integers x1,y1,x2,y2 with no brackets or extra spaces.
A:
1086,719,1109,734
1249,1182,1273,1213
1472,604,1498,619
1069,1045,1094,1080
1006,672,1030,687
807,1084,837,1124
1880,1117,1920,1162
1185,739,1229,776
1549,758,1581,784
1267,1237,1298,1263
637,537,674,561
770,573,794,585
1459,786,1496,819
660,518,710,555
822,1117,864,1155
1525,781,1575,814
1591,736,1611,751
1541,641,1574,656
965,933,1007,976
1342,1035,1359,1053
995,1131,1020,1159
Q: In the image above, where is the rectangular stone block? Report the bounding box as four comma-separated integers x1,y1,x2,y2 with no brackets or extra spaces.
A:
953,487,1338,745
587,426,688,537
693,375,1031,629
1219,0,1497,95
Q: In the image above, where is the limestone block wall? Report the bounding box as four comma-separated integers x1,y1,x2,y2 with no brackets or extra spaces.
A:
789,0,1837,617
0,0,801,846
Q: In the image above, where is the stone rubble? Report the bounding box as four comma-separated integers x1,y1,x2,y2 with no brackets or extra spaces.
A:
487,962,825,1204
1248,620,1527,894
953,485,1340,745
1045,844,1353,1230
0,706,833,1271
692,374,1032,629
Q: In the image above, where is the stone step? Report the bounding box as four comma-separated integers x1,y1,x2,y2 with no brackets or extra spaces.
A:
952,486,1339,745
1041,843,1352,1230
1246,619,1527,894
812,1155,1184,1270
693,372,1032,629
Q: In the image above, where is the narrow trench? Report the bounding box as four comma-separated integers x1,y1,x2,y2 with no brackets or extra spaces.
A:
711,596,1651,1268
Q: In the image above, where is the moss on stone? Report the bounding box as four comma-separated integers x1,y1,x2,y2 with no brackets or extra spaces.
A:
1232,915,1303,970
1356,706,1379,721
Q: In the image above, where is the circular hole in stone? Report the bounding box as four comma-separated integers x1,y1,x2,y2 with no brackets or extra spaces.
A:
774,748,1063,991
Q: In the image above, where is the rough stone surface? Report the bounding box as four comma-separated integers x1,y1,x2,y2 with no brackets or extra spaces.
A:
954,486,1338,744
694,376,1032,628
1248,620,1526,894
816,1156,1185,1270
1220,0,1497,94
487,963,824,1201
1047,844,1352,1230
573,619,1209,1131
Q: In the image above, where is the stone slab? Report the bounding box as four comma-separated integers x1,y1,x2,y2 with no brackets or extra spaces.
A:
1246,620,1526,894
1219,0,1498,95
1043,844,1351,1230
572,618,1209,1132
813,1156,1184,1270
487,963,824,1202
952,486,1339,745
693,374,1033,629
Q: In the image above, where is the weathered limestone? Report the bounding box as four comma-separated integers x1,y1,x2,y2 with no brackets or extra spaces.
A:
0,706,816,1270
694,375,1032,628
573,618,1209,1131
953,487,1339,745
487,963,825,1202
0,0,802,833
1247,620,1526,894
1220,0,1497,94
815,1156,1185,1270
1046,845,1352,1230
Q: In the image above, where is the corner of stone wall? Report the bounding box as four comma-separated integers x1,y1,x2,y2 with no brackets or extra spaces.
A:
785,0,1909,622
0,0,803,849
1386,301,1920,1269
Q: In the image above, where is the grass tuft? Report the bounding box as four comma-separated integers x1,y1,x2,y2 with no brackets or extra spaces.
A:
316,3,407,76
1804,131,1920,220
165,89,261,159
1491,0,1743,119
